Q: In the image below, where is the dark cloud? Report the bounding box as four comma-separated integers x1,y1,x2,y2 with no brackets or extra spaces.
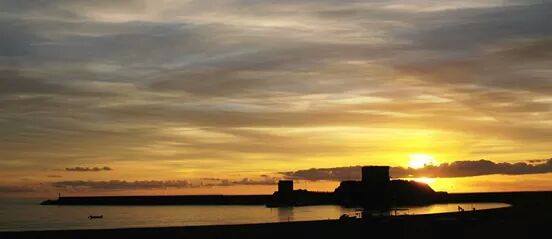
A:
65,166,112,172
0,20,39,57
406,3,552,52
282,158,552,180
52,180,190,190
199,177,224,181
281,166,362,181
396,39,552,95
0,70,117,97
394,159,552,178
51,177,276,190
203,177,278,187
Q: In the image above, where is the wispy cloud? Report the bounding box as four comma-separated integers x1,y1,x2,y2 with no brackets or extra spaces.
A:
0,0,551,189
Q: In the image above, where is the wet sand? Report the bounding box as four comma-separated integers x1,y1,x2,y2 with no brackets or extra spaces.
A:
1,203,548,239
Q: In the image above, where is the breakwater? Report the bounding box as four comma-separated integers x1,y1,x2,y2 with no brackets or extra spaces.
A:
41,195,272,205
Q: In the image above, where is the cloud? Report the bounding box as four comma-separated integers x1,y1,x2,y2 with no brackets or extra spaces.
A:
393,3,552,54
394,159,552,178
51,177,277,191
52,180,190,190
202,177,278,187
528,159,547,164
0,20,39,57
1,0,551,186
65,166,112,172
0,71,115,97
282,158,552,180
281,166,362,181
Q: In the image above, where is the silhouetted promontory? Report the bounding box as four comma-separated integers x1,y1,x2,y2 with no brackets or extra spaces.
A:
269,166,446,208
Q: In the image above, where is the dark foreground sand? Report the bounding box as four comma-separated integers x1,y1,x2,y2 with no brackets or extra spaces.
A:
1,203,549,239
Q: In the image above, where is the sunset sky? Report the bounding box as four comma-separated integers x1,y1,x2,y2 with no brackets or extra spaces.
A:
1,0,551,197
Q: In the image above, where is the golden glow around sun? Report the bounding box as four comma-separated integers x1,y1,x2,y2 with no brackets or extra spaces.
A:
408,153,437,169
412,177,436,184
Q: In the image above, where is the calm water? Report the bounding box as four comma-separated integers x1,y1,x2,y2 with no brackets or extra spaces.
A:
0,198,509,232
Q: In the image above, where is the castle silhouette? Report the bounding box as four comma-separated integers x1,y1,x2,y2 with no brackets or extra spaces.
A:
269,166,446,208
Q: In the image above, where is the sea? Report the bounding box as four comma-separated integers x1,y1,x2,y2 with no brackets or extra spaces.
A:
0,198,509,232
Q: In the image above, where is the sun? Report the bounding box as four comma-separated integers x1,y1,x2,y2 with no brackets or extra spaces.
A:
408,154,437,169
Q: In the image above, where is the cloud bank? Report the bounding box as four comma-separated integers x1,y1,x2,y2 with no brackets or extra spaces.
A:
52,180,191,190
51,177,277,191
202,177,278,187
65,166,112,172
282,158,552,181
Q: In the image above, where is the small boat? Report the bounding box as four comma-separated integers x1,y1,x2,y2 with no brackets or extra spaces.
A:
88,215,103,219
